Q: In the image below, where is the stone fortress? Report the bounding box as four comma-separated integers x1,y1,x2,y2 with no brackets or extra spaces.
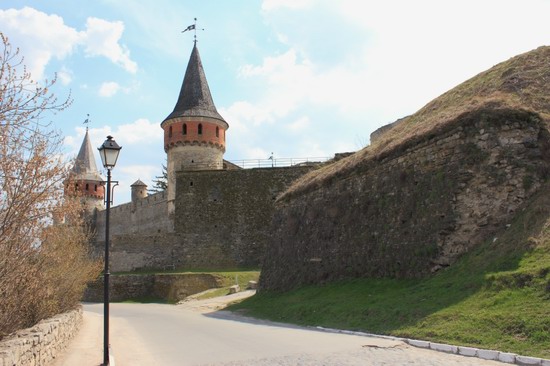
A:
68,42,317,272
69,40,550,293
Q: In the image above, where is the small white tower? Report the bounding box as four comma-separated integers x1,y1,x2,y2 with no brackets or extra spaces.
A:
131,179,148,203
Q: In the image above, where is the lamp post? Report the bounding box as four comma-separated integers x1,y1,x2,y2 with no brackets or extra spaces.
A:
98,135,121,366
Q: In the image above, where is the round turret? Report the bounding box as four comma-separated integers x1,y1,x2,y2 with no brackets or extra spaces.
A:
65,129,105,217
162,43,229,212
131,179,148,202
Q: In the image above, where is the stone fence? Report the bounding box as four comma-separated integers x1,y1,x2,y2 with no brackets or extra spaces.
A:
84,273,226,303
0,308,82,366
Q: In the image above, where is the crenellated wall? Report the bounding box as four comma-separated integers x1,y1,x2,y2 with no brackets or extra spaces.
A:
260,109,550,291
91,166,314,272
94,191,172,238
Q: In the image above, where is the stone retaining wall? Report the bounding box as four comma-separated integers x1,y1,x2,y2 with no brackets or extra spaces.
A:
261,108,550,290
0,308,82,366
84,273,226,303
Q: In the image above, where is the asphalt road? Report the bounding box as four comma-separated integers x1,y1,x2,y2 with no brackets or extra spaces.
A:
56,302,508,366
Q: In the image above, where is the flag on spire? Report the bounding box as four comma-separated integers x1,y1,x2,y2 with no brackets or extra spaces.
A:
182,24,195,33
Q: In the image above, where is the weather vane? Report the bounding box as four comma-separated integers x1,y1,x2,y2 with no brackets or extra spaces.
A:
182,17,204,43
83,114,90,131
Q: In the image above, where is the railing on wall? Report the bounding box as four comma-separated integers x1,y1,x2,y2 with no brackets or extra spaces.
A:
228,157,330,169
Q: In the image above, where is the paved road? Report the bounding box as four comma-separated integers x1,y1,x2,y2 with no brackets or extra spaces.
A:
56,301,507,366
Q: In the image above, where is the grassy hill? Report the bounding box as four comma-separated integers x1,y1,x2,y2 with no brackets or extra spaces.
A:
283,46,550,200
231,46,550,358
231,180,550,358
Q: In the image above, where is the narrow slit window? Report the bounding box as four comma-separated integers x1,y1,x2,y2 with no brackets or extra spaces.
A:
216,126,219,137
198,123,203,135
183,123,187,135
169,126,173,138
85,183,89,190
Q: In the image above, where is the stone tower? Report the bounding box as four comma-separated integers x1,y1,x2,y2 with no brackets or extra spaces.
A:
67,129,105,216
161,43,229,212
131,179,148,203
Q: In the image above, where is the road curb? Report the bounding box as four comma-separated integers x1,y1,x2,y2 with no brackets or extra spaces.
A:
314,326,549,366
109,345,116,366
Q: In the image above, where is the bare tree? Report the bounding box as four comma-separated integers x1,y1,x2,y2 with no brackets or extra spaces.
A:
0,32,100,338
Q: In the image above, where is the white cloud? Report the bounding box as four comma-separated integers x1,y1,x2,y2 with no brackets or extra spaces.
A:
99,81,122,97
239,49,316,118
98,80,138,97
57,66,73,85
82,17,138,74
114,118,162,145
262,0,314,11
287,116,310,132
118,164,158,188
234,0,550,160
0,7,80,81
0,7,138,82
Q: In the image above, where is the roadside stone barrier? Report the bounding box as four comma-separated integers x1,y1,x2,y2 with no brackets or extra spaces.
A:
315,326,550,366
0,307,82,366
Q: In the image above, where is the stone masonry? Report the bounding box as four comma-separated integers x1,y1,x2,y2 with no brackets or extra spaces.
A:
0,308,82,366
92,165,314,272
84,273,226,303
260,108,550,290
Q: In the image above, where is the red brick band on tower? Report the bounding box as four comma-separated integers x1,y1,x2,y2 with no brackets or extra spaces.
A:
161,43,228,155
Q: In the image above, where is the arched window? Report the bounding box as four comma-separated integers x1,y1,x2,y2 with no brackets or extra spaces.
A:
94,184,98,192
216,126,219,138
85,183,89,191
183,123,187,135
198,123,203,135
169,126,173,138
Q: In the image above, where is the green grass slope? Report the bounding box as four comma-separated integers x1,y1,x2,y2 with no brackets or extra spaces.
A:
231,183,550,358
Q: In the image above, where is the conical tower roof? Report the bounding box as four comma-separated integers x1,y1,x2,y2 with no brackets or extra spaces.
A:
71,129,103,182
131,179,147,187
163,44,226,123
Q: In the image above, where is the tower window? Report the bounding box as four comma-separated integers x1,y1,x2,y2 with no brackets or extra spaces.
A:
169,126,173,138
183,123,187,135
198,123,203,135
216,126,219,138
86,183,89,190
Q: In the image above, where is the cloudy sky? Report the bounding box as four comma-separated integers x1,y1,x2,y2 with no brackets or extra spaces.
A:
1,0,550,204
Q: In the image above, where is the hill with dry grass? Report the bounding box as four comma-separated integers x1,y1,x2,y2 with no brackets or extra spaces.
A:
283,46,550,200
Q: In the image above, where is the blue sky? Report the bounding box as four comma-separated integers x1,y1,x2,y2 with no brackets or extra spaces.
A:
2,0,550,204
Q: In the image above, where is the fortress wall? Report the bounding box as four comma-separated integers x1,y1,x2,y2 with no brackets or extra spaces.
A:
173,166,315,268
94,191,172,238
260,109,550,291
84,273,225,302
94,166,313,272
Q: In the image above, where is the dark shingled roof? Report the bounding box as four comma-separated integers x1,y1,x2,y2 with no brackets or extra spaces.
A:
71,129,103,182
131,179,147,187
163,44,226,123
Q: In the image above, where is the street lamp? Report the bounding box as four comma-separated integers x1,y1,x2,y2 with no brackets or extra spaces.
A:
98,135,121,366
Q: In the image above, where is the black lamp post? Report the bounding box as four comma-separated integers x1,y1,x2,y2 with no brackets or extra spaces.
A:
98,135,121,366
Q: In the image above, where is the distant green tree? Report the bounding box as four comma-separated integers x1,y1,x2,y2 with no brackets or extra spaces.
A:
149,162,167,193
